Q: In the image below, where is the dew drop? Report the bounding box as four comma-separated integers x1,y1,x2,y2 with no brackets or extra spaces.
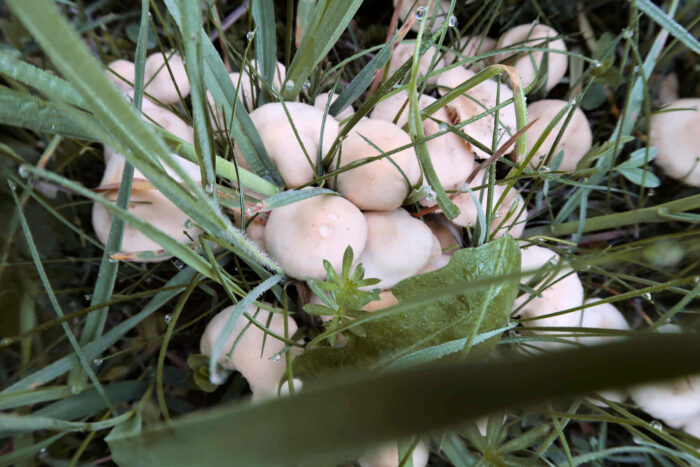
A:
539,166,550,173
494,211,503,219
108,257,118,264
318,224,333,237
18,164,29,178
426,187,436,201
164,314,172,324
84,294,92,301
93,358,103,367
172,258,184,269
184,219,193,229
650,420,664,431
438,122,448,131
70,385,81,395
632,435,643,445
38,447,48,458
246,30,255,41
459,182,469,192
0,338,11,346
204,184,214,194
284,80,294,90
209,371,224,385
302,80,311,91
643,292,653,302
448,16,458,28
647,189,655,197
568,99,576,106
415,6,427,20
271,353,281,363
7,180,17,191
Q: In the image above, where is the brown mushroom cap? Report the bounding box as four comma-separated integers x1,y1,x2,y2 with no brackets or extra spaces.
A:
387,42,446,84
650,98,700,186
238,102,339,188
523,99,593,171
144,52,190,104
335,118,420,211
494,23,568,92
264,194,368,280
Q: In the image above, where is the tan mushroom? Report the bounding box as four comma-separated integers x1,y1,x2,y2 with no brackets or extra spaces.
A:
450,183,527,238
313,91,355,122
335,118,420,211
443,35,497,68
425,216,462,253
264,194,367,280
649,98,700,186
106,59,135,93
522,99,592,171
494,23,568,92
387,42,446,84
143,51,190,104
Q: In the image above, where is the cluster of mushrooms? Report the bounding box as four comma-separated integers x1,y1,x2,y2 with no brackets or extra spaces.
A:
95,10,700,464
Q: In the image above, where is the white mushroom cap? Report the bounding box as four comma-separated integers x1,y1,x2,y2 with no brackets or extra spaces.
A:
577,299,629,346
106,59,135,93
244,216,267,252
494,23,568,92
199,304,300,400
630,374,700,428
264,194,367,280
144,52,190,104
393,0,450,33
358,208,434,289
362,290,399,312
683,416,700,439
425,217,462,252
418,253,451,274
387,42,446,84
335,118,420,211
371,90,474,190
450,183,526,238
313,92,355,121
443,35,497,67
358,440,429,467
239,102,339,188
436,66,517,159
523,99,593,171
650,98,700,186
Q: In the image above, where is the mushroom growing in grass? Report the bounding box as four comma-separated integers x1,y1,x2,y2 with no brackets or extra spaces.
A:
335,118,420,211
393,0,449,33
106,59,135,93
143,51,190,104
200,304,300,400
358,208,434,289
358,440,429,467
449,183,527,239
443,35,497,68
236,102,339,188
264,194,367,280
494,23,568,93
522,99,593,171
649,98,700,186
371,90,475,191
435,66,517,160
387,42,446,84
313,92,355,122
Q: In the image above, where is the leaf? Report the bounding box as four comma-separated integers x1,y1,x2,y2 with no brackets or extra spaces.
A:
616,147,658,169
251,0,276,105
293,236,521,377
255,187,337,211
636,0,700,54
617,167,661,188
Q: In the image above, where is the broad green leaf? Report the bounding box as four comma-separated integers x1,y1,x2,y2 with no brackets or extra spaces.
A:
293,236,521,376
106,335,700,467
616,147,658,170
618,167,661,188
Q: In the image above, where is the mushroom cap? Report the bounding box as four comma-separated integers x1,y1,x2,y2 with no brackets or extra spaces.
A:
450,183,526,238
650,98,700,186
335,118,420,211
393,0,450,33
106,59,135,93
245,216,267,252
577,299,629,346
523,99,593,171
683,416,700,439
313,91,355,121
656,72,679,107
358,209,434,289
443,35,497,67
425,216,462,252
387,42,446,84
264,194,367,280
630,374,700,428
358,441,429,467
371,91,474,190
363,290,399,312
144,52,190,104
418,253,451,274
199,304,299,398
436,66,517,159
494,23,568,92
241,102,339,188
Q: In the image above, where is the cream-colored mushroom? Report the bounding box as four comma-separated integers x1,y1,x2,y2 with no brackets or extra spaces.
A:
436,66,517,159
387,42,446,84
358,440,429,467
371,90,474,190
363,290,399,312
199,304,300,400
494,23,568,92
521,99,592,171
245,215,267,252
425,216,462,252
143,51,190,104
237,102,339,188
335,118,420,211
358,208,434,289
650,98,700,186
106,59,135,93
313,91,355,121
443,35,497,67
393,0,450,33
450,183,527,238
264,194,367,280
630,373,700,429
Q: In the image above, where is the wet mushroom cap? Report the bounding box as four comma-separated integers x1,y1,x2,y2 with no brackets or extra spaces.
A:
630,373,700,428
523,99,593,171
264,194,367,280
144,52,191,104
450,183,526,238
649,98,700,186
335,118,420,211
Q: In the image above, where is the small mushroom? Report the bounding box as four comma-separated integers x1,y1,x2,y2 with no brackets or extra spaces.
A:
393,0,450,33
143,51,190,104
106,59,135,93
649,98,700,186
371,90,475,190
443,35,497,67
358,440,429,467
358,208,434,289
494,23,568,92
436,66,517,159
237,102,339,188
313,91,355,121
630,373,700,429
450,183,527,238
199,304,300,400
387,42,446,84
264,194,367,280
522,99,593,171
335,118,420,211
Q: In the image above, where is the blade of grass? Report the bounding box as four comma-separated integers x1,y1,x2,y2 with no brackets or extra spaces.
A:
251,0,276,105
636,0,700,54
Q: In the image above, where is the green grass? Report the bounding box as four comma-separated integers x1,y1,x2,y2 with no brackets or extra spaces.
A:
0,0,699,465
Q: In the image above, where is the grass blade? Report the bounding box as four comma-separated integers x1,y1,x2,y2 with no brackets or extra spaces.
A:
635,0,700,54
251,0,277,105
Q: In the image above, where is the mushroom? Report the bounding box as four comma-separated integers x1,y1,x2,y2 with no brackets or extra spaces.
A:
264,194,367,280
244,215,267,252
387,42,446,84
371,90,475,191
436,66,517,160
393,0,450,33
521,99,593,171
237,102,339,188
649,98,700,186
358,208,434,289
655,72,679,107
630,373,700,429
358,440,429,467
106,59,135,93
363,290,399,312
443,35,497,68
425,216,462,253
683,416,700,440
450,183,527,239
143,51,190,104
494,23,568,92
199,304,300,400
313,91,355,121
335,118,420,211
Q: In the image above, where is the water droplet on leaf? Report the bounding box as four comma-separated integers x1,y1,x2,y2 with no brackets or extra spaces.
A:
246,30,255,41
448,16,458,28
164,314,172,324
415,6,427,20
